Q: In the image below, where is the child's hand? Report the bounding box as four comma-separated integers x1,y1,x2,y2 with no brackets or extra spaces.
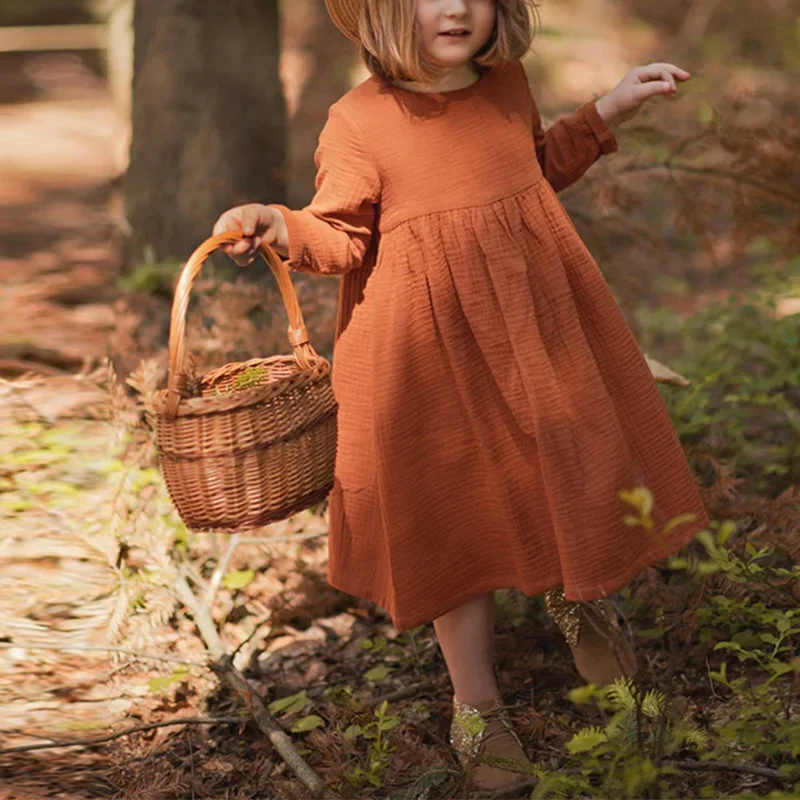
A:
212,203,289,266
594,63,691,130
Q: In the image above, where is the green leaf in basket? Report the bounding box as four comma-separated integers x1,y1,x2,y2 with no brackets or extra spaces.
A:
222,569,255,591
268,690,309,715
291,715,324,733
231,367,267,391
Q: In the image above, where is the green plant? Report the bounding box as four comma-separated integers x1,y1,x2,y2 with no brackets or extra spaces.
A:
358,626,435,681
268,690,325,734
682,531,800,770
532,484,800,798
636,288,800,493
119,260,183,295
212,366,269,395
231,366,267,391
532,678,709,799
342,699,402,789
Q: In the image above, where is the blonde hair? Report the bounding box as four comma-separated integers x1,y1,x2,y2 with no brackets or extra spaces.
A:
359,0,539,83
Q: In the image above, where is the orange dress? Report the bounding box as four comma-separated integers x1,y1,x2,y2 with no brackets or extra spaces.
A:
271,60,709,631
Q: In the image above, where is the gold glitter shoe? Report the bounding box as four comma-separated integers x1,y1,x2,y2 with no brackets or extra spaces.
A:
545,587,637,686
449,694,531,790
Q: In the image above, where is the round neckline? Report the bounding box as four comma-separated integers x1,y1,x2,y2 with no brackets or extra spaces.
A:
382,67,490,100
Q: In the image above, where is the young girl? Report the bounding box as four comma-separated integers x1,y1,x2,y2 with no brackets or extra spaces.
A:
213,0,709,789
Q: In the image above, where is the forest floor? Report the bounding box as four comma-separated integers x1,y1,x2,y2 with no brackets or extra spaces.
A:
1,25,799,800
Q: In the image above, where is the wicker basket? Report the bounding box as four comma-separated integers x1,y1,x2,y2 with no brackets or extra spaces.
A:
151,232,338,532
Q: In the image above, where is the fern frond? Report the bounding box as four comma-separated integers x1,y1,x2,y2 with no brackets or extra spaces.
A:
567,725,608,754
607,677,637,711
104,577,131,646
532,771,587,799
641,688,665,718
605,709,638,748
667,723,711,753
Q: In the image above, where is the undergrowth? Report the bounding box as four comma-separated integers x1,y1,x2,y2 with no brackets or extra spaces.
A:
2,285,799,798
637,282,800,494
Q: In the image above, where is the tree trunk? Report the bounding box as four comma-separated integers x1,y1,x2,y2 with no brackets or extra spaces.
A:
125,0,286,267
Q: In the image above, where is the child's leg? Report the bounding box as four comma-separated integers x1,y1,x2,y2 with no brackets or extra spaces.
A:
545,588,637,685
432,592,497,705
434,592,530,789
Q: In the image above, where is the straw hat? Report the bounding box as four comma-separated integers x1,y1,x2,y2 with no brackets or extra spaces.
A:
325,0,361,43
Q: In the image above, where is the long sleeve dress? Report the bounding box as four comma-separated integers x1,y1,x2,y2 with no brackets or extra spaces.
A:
269,59,710,631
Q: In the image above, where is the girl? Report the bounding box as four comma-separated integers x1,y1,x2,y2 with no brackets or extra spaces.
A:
213,0,709,789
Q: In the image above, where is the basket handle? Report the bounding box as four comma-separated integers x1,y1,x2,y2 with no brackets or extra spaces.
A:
164,231,318,419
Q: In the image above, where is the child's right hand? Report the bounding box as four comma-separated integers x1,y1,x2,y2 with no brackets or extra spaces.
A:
212,203,289,266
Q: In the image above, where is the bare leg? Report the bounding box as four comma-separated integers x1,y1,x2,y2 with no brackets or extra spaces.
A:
433,591,497,705
434,592,530,790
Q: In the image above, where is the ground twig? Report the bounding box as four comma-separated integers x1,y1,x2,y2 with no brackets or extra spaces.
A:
175,572,224,658
0,716,243,755
369,682,437,706
201,532,241,608
177,570,339,798
668,758,791,783
210,655,339,799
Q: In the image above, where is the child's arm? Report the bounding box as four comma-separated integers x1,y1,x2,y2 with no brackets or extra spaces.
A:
268,104,380,276
213,104,379,275
527,61,690,194
530,95,618,194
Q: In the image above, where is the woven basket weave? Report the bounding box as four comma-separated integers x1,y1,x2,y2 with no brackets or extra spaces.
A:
151,232,338,532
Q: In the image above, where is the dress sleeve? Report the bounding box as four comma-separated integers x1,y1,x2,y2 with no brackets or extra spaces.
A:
524,66,619,193
269,103,380,276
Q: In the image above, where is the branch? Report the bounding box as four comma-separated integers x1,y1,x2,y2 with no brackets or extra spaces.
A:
202,533,241,608
210,655,339,800
174,572,224,659
175,575,338,798
0,716,243,756
668,758,791,783
618,163,800,205
368,682,436,706
246,530,328,546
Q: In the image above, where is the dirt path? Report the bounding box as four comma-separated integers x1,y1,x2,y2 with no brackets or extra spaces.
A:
0,54,123,377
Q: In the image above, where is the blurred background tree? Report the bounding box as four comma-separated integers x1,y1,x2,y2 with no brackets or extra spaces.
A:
123,0,286,266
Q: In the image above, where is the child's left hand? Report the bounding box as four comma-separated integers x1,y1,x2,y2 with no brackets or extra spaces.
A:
595,63,691,130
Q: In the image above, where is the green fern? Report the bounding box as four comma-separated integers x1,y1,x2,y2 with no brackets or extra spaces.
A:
641,688,665,719
667,723,711,754
606,677,637,710
566,725,608,754
606,677,664,719
605,709,638,747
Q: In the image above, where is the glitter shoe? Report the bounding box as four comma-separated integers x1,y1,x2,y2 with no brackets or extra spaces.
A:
544,587,637,685
449,694,531,790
